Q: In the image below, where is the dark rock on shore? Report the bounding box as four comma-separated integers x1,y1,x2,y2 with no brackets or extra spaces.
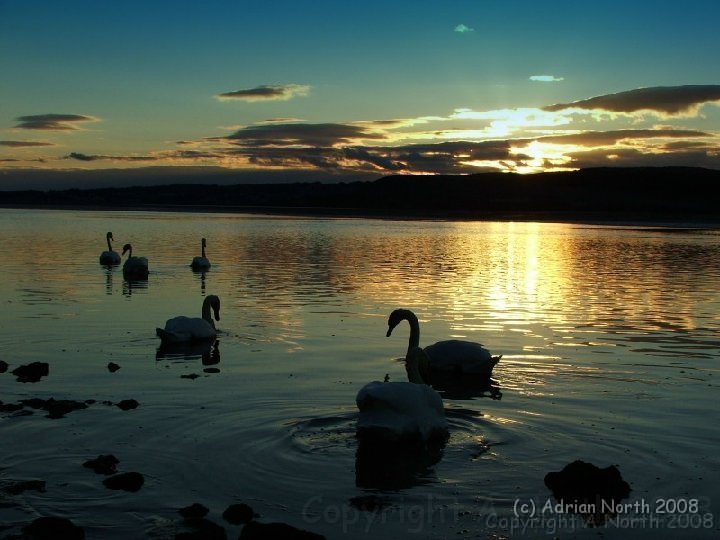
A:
179,503,209,519
222,503,257,524
21,516,85,540
102,471,144,492
239,521,326,540
107,362,121,372
0,360,8,373
19,397,89,418
12,362,49,383
83,454,119,475
544,460,631,524
2,479,46,495
116,399,139,410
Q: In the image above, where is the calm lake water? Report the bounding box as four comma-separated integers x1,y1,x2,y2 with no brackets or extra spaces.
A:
1,209,719,539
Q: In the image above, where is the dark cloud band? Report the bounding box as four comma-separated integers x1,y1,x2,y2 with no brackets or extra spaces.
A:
15,114,97,131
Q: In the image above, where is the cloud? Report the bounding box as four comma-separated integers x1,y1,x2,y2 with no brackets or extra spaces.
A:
216,84,310,102
454,24,474,33
531,128,711,146
14,114,97,131
0,140,55,147
543,85,720,115
224,122,385,147
530,75,564,82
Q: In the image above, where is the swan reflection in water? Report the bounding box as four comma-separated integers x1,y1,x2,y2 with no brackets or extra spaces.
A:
156,339,220,367
355,347,449,489
122,278,149,297
426,372,502,401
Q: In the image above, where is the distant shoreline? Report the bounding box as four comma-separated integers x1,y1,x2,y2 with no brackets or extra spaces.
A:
2,202,719,229
2,166,719,228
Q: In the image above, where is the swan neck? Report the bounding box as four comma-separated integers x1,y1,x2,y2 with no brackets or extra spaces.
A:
405,311,420,355
106,234,113,251
406,347,427,384
201,298,212,322
201,243,206,258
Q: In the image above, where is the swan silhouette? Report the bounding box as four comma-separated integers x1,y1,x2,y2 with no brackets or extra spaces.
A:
121,243,149,280
356,346,448,443
190,238,211,271
156,295,220,344
99,232,121,265
387,308,501,379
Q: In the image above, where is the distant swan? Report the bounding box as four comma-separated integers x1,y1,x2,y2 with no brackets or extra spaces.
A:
190,238,211,271
156,295,220,344
356,346,448,443
121,243,149,280
99,232,121,265
387,309,501,379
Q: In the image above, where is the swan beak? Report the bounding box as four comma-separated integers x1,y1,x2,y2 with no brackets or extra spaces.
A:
386,328,392,337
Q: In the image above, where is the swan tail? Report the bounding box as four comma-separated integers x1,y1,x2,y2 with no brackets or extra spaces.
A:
156,327,180,343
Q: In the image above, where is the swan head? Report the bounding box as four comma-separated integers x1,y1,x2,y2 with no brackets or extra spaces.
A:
201,238,207,247
386,308,414,337
107,232,114,241
122,243,132,256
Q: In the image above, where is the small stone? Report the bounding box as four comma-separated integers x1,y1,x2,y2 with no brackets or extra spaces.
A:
107,362,121,372
0,360,8,373
103,472,144,492
83,455,119,475
179,503,210,519
22,516,85,540
12,362,49,383
222,503,256,524
116,399,139,411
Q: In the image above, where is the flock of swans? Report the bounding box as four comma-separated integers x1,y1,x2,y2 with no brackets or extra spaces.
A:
99,232,501,446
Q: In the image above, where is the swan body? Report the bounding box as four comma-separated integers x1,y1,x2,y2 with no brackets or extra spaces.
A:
156,295,220,344
387,308,501,378
190,238,211,271
121,243,149,280
356,347,448,443
99,232,121,265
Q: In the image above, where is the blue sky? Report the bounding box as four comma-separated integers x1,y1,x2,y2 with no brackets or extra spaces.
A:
2,0,719,187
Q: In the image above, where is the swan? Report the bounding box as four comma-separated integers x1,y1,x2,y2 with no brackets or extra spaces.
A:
99,232,121,265
156,295,220,344
190,238,211,271
121,243,149,280
386,308,501,378
356,346,448,443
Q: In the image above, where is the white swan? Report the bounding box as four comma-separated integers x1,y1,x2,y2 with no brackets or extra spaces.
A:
121,243,149,280
356,346,448,443
387,309,501,378
190,238,211,271
99,232,121,265
156,295,220,344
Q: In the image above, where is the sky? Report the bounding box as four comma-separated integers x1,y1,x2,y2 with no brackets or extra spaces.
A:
1,0,720,189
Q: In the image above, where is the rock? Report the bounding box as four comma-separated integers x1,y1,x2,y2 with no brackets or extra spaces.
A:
102,472,144,492
181,373,200,380
544,460,631,524
239,521,326,540
12,362,49,383
107,362,121,373
222,503,256,524
2,479,46,495
22,516,85,539
116,399,139,411
19,397,88,419
0,360,8,373
83,455,119,475
179,503,210,519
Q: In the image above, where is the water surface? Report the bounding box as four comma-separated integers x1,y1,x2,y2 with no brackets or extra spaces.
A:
1,209,719,538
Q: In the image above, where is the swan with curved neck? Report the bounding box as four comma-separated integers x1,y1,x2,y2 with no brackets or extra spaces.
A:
121,243,149,280
156,295,220,343
387,308,501,378
356,343,448,443
190,238,211,271
99,232,121,265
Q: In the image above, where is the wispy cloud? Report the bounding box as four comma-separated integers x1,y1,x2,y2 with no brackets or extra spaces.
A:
216,84,311,102
543,85,720,116
223,122,385,147
530,75,564,82
14,114,97,131
0,140,55,147
454,24,474,33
